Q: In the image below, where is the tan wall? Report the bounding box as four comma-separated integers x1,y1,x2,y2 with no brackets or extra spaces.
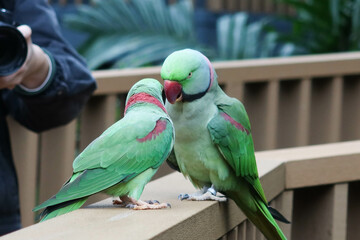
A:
7,52,360,227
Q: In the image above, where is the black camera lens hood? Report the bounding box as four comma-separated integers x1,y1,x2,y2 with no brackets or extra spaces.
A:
0,24,28,76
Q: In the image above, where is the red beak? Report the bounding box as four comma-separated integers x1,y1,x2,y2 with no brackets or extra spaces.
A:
164,80,182,104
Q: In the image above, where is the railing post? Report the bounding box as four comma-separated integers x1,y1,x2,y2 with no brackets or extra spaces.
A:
7,117,39,227
277,80,302,148
206,0,223,11
251,0,261,12
328,76,343,142
331,183,348,240
264,0,274,13
38,120,76,204
225,226,238,240
238,222,246,239
246,220,256,240
341,76,360,141
243,82,268,150
296,77,311,146
264,80,279,150
292,184,349,240
347,181,360,240
309,76,343,145
225,82,244,102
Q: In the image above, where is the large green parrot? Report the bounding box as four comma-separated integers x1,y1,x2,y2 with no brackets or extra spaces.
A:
161,49,289,240
33,78,174,221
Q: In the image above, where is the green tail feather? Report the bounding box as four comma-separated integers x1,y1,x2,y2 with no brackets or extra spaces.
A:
40,197,88,222
226,190,287,240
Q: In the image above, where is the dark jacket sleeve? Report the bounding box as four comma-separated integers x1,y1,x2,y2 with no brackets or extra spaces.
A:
1,0,97,132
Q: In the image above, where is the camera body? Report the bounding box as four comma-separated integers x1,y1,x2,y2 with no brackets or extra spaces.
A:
0,8,27,76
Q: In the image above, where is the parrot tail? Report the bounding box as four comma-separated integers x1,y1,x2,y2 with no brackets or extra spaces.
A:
267,206,291,224
226,190,287,240
39,197,88,222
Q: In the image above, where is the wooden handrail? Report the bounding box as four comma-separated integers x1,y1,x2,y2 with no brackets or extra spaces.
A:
93,52,360,95
4,141,360,239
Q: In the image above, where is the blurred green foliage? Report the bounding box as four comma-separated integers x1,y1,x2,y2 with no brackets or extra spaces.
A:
64,0,288,70
216,12,294,60
64,0,213,69
277,0,360,54
64,0,360,70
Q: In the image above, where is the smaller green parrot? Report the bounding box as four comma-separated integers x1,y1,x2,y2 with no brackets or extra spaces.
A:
161,49,289,240
33,78,174,221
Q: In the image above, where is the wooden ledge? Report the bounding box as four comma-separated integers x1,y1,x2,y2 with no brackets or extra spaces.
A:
256,141,360,189
3,164,283,240
3,141,360,240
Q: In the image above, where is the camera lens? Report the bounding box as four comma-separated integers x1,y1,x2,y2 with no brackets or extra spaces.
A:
0,25,27,76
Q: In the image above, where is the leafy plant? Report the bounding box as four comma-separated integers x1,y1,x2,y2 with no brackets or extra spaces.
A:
216,12,295,60
64,0,214,70
276,0,360,54
64,0,297,70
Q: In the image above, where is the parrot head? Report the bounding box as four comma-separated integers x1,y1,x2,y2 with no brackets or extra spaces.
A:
124,78,166,114
161,49,216,104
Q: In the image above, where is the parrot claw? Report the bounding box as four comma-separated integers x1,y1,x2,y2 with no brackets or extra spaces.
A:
118,196,170,210
178,191,227,202
133,201,171,210
125,204,136,209
207,187,217,196
145,200,160,204
178,193,190,200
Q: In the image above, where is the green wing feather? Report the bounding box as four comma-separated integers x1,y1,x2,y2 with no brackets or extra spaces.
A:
208,98,267,204
208,100,256,178
73,111,171,172
40,198,88,222
208,98,288,239
34,109,174,212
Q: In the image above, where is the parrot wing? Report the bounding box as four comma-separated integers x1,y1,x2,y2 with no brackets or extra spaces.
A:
34,112,174,211
73,111,173,172
207,99,268,204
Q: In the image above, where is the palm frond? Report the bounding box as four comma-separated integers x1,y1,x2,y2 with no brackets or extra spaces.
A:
216,12,293,60
64,0,209,69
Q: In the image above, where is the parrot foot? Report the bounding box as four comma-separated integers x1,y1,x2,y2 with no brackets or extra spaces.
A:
116,196,170,210
179,186,227,202
132,200,171,210
145,200,160,204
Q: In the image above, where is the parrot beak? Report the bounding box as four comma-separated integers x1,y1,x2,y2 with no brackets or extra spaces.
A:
164,80,183,104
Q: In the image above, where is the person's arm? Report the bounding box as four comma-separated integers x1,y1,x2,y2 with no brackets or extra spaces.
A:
1,0,96,132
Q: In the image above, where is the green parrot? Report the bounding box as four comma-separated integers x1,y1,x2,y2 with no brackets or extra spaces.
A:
33,78,174,221
161,49,289,240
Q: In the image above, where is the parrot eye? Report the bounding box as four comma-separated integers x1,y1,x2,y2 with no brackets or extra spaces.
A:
187,72,192,79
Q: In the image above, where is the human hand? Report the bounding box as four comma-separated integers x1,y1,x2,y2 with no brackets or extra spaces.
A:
0,25,49,90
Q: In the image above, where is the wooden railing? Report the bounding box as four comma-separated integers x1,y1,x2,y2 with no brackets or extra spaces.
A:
49,0,294,15
4,141,360,240
7,52,360,228
206,0,294,15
